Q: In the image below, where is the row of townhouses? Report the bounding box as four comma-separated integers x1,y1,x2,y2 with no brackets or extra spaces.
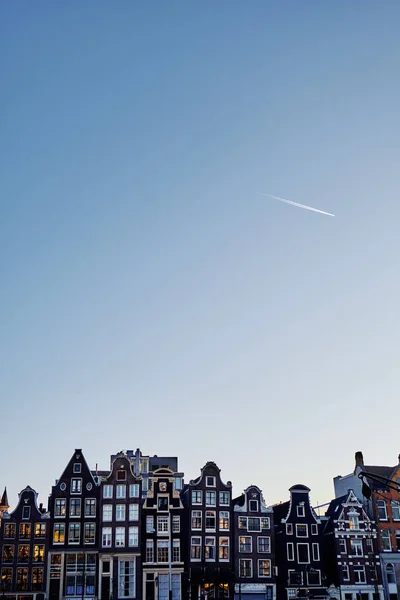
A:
1,449,399,600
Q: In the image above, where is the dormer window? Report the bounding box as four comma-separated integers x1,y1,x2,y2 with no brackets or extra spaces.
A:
22,507,31,520
249,500,258,512
206,476,216,487
297,504,305,517
117,470,126,481
349,515,359,530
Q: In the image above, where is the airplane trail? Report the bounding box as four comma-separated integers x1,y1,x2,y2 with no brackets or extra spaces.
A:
259,192,335,217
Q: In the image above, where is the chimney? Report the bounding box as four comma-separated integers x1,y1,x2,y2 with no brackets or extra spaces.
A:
398,454,400,464
354,451,364,473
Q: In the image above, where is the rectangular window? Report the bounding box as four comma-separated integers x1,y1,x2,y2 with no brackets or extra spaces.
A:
296,524,308,537
71,479,82,494
55,498,66,517
311,524,318,535
157,516,169,533
19,523,31,538
205,537,215,560
18,544,30,561
103,505,113,521
73,463,81,473
116,485,126,499
206,476,216,487
191,536,201,560
205,511,216,531
349,515,359,529
261,517,270,530
297,504,305,517
297,543,310,563
239,516,247,529
33,544,45,562
84,523,96,544
381,530,391,551
287,542,294,561
118,560,135,598
116,505,126,521
4,524,16,538
206,491,216,506
115,527,125,547
258,559,271,577
53,523,65,544
312,543,320,561
22,507,31,520
249,500,259,512
146,540,154,562
342,565,350,581
192,511,202,530
392,501,400,520
103,485,113,498
102,527,112,547
172,515,180,533
350,539,363,555
128,526,138,547
286,523,293,535
219,537,229,560
219,492,230,505
307,570,321,586
258,537,271,553
158,496,169,511
240,559,252,577
35,523,46,537
366,538,374,554
157,540,169,562
129,484,140,498
378,500,388,521
173,539,180,562
1,568,12,591
85,498,96,517
16,567,28,591
68,523,80,544
117,470,126,481
70,498,81,517
239,536,252,553
219,511,230,530
129,504,139,521
339,539,346,553
32,567,44,591
192,490,202,505
174,478,182,491
146,516,154,533
2,545,15,562
248,517,261,532
354,567,366,584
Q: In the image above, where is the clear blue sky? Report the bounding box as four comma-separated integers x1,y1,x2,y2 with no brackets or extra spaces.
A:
1,1,400,510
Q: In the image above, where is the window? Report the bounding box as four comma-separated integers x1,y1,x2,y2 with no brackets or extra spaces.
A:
53,523,65,544
239,536,252,553
206,491,216,506
296,524,308,537
349,515,359,529
312,543,320,561
191,490,202,505
342,565,350,581
258,537,271,553
157,540,169,562
116,505,126,521
158,516,169,533
249,500,259,512
261,517,270,530
220,492,230,505
175,478,182,491
103,485,113,498
70,498,81,517
22,506,30,520
192,511,202,530
287,543,294,561
258,560,271,577
85,498,96,517
129,484,140,498
19,523,31,538
32,567,44,591
117,470,126,481
18,544,29,561
102,527,112,547
71,479,82,494
1,568,12,591
240,559,252,577
50,553,62,579
366,538,374,554
354,566,366,584
219,537,229,560
386,564,396,584
191,536,201,559
115,527,125,547
146,540,154,562
311,524,318,535
128,504,138,521
381,529,392,551
4,524,16,538
16,567,28,591
2,545,14,561
248,517,261,532
33,544,45,562
219,511,229,530
68,523,80,544
55,498,66,517
158,496,169,511
128,526,138,547
146,516,154,533
378,500,388,520
205,511,216,530
35,523,46,537
307,570,321,586
84,523,96,544
297,504,305,517
339,539,346,553
392,502,400,520
116,485,126,499
286,523,293,535
206,476,216,487
103,505,112,521
173,539,180,562
118,560,135,598
350,539,363,555
172,515,180,533
73,463,81,473
239,516,247,529
297,543,310,563
205,537,215,560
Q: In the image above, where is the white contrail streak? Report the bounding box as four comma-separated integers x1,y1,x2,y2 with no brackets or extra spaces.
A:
259,192,335,217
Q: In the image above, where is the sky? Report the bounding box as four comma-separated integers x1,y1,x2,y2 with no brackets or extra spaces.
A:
1,1,400,512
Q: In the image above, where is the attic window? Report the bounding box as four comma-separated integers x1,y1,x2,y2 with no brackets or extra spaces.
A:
297,504,305,517
73,463,81,474
206,476,216,487
249,500,258,512
117,470,126,481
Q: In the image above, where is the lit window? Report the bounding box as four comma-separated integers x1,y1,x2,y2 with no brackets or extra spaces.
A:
19,524,31,538
258,559,271,577
191,536,201,559
33,545,45,562
219,537,229,560
53,523,65,544
68,523,80,544
350,539,363,555
239,517,247,529
240,559,252,577
239,536,252,553
192,511,202,530
205,537,215,560
34,523,46,537
32,567,44,591
219,511,230,530
261,518,270,530
84,523,96,544
1,568,12,591
18,545,30,562
349,515,359,529
297,504,305,517
16,567,28,591
2,545,14,562
157,540,169,562
296,524,308,537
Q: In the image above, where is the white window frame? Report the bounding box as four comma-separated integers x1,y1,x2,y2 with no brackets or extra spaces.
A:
377,500,388,521
297,543,310,564
312,543,320,561
128,526,138,547
219,511,230,531
102,527,112,548
129,484,140,498
392,502,400,521
116,504,126,522
287,542,294,561
205,510,216,532
354,566,366,584
192,490,202,505
258,559,271,578
103,505,113,522
219,536,229,561
190,536,201,561
311,524,318,535
129,504,139,521
297,504,305,517
296,524,308,538
239,536,252,553
206,476,216,487
205,491,216,506
70,479,82,495
342,565,350,581
286,523,293,535
205,537,216,561
116,485,126,499
191,510,202,530
219,492,230,506
239,558,252,578
257,536,271,553
172,515,180,533
103,485,113,499
146,516,154,533
381,529,392,551
339,539,346,553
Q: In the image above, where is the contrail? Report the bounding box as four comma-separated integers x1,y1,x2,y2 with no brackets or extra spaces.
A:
259,192,335,217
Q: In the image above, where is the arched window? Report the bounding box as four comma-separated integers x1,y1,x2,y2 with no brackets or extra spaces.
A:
386,563,396,584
